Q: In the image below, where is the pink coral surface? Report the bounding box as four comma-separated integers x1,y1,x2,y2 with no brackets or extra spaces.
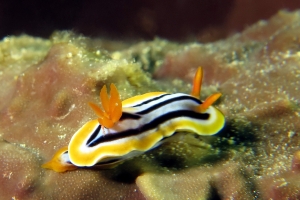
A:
1,10,300,199
0,41,146,199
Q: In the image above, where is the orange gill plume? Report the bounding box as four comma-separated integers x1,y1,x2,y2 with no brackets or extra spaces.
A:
88,84,122,128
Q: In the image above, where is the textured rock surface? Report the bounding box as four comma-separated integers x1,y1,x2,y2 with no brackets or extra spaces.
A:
0,10,300,199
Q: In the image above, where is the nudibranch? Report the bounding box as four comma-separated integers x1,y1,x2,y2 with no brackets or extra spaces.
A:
42,67,225,172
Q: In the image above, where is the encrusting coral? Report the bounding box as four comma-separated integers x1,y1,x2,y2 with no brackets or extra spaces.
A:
0,10,300,199
0,32,150,199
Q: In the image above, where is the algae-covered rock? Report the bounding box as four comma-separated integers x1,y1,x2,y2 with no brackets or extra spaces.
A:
0,10,300,200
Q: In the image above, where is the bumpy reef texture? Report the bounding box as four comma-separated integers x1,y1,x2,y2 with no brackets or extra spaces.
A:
0,10,300,199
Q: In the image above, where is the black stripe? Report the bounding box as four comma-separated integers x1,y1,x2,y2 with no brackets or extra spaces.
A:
132,93,170,107
86,124,101,146
87,110,209,147
86,112,141,146
120,112,141,120
136,95,201,115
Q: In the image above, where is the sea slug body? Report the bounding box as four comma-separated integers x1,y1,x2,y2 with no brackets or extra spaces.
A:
42,67,225,172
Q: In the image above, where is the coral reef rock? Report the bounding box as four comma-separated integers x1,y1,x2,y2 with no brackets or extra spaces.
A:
1,10,300,200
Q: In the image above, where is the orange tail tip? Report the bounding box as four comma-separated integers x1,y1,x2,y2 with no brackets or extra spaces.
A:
191,67,203,98
42,146,77,173
197,92,222,112
89,83,122,128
